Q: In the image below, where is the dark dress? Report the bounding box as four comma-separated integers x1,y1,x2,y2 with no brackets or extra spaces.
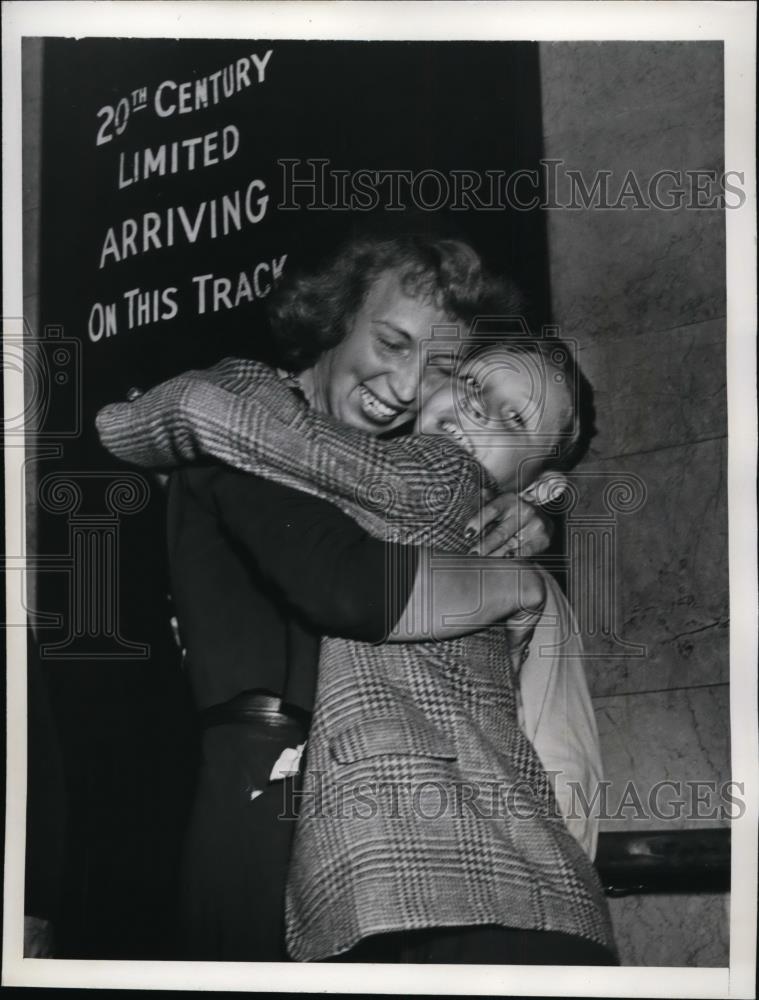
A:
166,466,417,960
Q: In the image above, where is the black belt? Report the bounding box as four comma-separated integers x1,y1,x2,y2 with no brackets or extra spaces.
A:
199,690,311,732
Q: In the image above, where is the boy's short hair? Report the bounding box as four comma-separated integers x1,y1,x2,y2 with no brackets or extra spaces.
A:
461,334,596,473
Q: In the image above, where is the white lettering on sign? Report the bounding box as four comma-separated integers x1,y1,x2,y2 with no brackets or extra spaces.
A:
89,48,282,344
88,301,118,342
154,51,273,118
118,128,239,188
192,255,288,314
122,287,179,329
98,179,269,268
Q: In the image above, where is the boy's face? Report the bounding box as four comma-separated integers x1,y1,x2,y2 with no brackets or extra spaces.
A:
417,347,573,490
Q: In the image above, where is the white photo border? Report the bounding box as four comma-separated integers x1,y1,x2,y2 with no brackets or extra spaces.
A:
2,2,756,996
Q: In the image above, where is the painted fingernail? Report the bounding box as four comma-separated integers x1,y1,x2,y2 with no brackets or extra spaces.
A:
468,547,480,555
463,526,477,540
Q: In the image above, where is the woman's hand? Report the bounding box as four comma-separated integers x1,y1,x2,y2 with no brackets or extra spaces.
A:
463,472,568,557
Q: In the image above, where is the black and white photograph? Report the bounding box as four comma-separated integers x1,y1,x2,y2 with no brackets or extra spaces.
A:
2,1,757,994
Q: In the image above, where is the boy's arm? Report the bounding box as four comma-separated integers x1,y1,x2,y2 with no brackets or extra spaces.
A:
196,467,542,645
390,558,546,642
211,467,545,642
201,468,418,642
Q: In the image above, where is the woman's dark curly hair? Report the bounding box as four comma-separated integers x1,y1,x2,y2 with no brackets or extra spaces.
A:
267,233,514,371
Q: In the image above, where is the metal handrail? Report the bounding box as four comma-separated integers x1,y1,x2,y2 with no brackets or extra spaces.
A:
596,828,730,896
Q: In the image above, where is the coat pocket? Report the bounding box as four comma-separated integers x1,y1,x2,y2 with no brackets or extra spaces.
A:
329,714,457,764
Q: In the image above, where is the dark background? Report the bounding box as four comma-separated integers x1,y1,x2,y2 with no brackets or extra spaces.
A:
29,37,550,958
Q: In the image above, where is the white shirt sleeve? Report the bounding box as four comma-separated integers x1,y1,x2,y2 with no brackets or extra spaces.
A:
517,573,602,860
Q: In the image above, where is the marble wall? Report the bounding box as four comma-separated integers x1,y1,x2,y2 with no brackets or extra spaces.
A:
539,42,729,966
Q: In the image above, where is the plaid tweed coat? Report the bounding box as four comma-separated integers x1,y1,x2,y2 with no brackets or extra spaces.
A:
97,358,615,961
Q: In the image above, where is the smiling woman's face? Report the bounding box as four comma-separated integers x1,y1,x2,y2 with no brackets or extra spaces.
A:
310,269,453,435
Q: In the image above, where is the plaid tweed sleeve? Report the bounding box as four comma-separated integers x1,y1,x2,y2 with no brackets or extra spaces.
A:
97,360,485,544
96,358,301,468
